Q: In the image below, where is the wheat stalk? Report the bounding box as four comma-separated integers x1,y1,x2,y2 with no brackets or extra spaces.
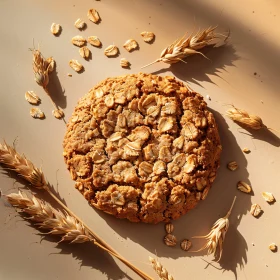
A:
149,256,174,280
191,196,236,262
141,26,222,69
0,141,152,280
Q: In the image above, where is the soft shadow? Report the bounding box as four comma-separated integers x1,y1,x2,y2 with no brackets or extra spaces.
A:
2,211,132,280
92,109,250,279
0,169,67,207
239,127,280,147
151,44,238,87
47,70,67,109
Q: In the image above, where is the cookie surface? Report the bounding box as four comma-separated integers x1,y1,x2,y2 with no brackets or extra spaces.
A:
63,73,221,223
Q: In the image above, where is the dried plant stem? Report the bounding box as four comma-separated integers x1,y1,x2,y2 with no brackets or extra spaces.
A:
0,142,152,280
141,26,222,69
191,196,236,261
149,256,174,280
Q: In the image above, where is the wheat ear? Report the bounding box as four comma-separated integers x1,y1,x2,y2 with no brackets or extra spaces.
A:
149,256,174,280
31,47,63,117
191,196,236,261
0,141,152,280
141,26,222,69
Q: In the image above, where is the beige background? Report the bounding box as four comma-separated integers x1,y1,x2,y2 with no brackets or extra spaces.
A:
1,0,280,279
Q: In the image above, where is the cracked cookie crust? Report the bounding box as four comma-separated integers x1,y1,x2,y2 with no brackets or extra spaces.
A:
63,73,221,224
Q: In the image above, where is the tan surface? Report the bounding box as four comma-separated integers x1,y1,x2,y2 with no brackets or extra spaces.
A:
0,0,280,279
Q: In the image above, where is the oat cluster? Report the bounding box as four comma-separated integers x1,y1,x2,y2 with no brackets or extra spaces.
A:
63,73,221,223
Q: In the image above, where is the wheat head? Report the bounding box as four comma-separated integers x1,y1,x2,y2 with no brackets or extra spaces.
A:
0,142,48,189
142,26,221,68
6,190,92,243
149,256,174,280
191,196,236,261
226,106,265,130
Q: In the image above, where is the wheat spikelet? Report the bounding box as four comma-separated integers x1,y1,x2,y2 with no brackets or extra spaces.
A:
191,196,236,261
142,26,222,69
149,257,174,280
0,141,47,189
6,190,92,243
226,106,265,130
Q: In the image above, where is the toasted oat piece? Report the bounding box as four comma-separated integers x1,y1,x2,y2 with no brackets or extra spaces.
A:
25,91,41,105
123,39,138,52
71,36,86,47
242,148,251,153
52,109,64,119
104,45,119,57
74,18,86,29
120,58,130,68
237,181,251,194
30,108,45,119
250,203,262,217
269,243,277,252
79,46,91,59
69,59,83,72
87,8,100,23
88,36,102,47
141,31,155,42
180,239,192,251
227,161,238,171
262,192,275,203
50,23,61,35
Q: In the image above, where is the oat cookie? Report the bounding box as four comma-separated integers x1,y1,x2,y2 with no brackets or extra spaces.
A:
63,73,221,223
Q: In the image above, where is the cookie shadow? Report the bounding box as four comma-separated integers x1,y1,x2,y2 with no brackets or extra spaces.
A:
94,109,251,279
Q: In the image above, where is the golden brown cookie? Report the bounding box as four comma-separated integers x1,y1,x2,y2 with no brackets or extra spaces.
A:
63,73,221,223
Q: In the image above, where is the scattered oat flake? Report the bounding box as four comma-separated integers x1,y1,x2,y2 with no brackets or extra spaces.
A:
30,108,45,119
67,73,72,77
52,109,64,119
250,203,262,217
120,58,130,68
87,8,100,23
71,36,86,47
25,91,41,105
69,59,83,72
237,181,251,194
79,46,91,59
141,31,155,42
74,18,86,29
180,239,192,251
227,161,238,171
243,148,251,153
269,243,277,252
123,39,138,52
50,23,61,35
88,36,102,47
206,95,211,100
104,45,119,57
262,192,275,203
